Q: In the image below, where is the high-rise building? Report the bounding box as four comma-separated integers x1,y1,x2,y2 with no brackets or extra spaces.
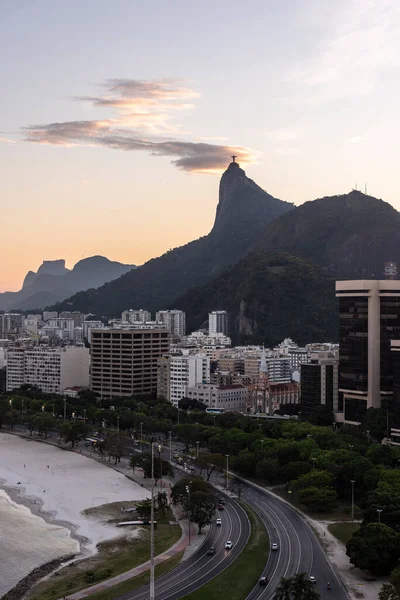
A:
90,328,170,398
300,351,339,419
43,311,58,321
122,309,151,324
156,310,186,338
209,311,229,336
167,353,210,406
336,280,400,424
186,383,248,412
0,313,24,338
6,347,89,394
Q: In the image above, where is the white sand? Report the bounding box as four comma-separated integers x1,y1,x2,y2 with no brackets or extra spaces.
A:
0,433,149,553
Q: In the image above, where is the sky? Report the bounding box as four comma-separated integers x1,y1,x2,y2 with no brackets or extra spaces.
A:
1,0,400,291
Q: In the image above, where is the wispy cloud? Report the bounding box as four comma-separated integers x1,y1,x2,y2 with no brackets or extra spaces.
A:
0,137,16,144
345,136,367,144
286,0,400,102
23,78,255,173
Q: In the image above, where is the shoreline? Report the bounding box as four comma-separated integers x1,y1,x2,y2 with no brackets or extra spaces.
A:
0,431,148,599
2,554,77,600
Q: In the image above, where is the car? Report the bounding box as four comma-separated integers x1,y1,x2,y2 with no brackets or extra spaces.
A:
219,498,226,505
309,576,316,584
271,542,279,551
259,576,268,586
225,541,233,550
216,518,222,526
207,546,216,555
218,503,225,510
173,453,180,459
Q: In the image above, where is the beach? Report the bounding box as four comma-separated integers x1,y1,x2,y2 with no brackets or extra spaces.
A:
0,433,149,598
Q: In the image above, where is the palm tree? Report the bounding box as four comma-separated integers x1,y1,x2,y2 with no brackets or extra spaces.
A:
291,573,320,599
275,576,293,600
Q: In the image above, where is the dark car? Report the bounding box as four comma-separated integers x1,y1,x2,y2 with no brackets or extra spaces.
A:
207,546,216,555
218,503,225,510
219,498,226,505
259,576,268,586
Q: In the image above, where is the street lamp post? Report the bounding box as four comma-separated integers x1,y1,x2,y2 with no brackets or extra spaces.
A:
52,404,55,417
196,441,200,458
178,408,181,425
150,443,155,600
377,508,382,524
158,444,163,488
225,454,230,491
140,422,143,453
63,398,66,421
169,431,172,462
117,416,120,434
312,457,317,469
21,398,24,418
350,480,356,522
186,482,192,546
83,409,86,422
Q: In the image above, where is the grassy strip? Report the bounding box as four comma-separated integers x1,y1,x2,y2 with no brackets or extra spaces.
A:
181,503,269,600
86,551,185,600
272,485,353,521
328,522,360,545
30,518,181,600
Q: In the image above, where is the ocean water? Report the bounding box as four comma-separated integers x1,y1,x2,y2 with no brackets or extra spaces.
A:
0,490,78,597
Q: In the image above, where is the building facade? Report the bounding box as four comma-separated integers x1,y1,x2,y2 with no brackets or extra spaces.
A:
168,353,210,406
336,280,400,424
209,311,229,335
156,310,186,338
300,351,339,419
122,309,152,324
90,328,170,398
6,347,89,394
186,383,247,412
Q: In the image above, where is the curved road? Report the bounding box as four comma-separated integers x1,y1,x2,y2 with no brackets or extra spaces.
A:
114,496,250,600
233,477,349,600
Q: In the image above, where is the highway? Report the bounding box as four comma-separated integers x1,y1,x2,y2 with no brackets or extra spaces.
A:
232,477,349,600
114,496,250,600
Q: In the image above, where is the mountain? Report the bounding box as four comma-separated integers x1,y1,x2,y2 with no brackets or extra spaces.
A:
255,190,400,279
174,191,400,344
173,252,337,346
0,256,136,311
49,160,294,316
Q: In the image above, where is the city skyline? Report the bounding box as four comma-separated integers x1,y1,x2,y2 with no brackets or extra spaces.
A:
2,0,400,291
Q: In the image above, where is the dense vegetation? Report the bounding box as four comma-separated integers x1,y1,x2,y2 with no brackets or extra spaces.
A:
174,251,337,345
3,385,400,587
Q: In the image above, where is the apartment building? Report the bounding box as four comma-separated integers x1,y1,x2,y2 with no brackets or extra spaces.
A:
300,351,339,419
90,328,170,398
122,309,151,324
186,383,247,412
209,310,229,335
6,347,89,394
168,353,210,406
156,310,186,338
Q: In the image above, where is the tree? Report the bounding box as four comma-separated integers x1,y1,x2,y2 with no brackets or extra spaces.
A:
346,523,400,576
291,469,334,491
196,453,225,481
178,397,207,411
275,573,320,600
34,413,56,439
171,476,210,507
298,486,337,512
190,490,219,533
59,421,89,447
362,489,400,531
379,584,400,600
129,452,174,482
136,498,152,520
157,491,168,517
362,407,387,441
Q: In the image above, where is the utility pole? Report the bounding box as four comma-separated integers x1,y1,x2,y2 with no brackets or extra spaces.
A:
196,441,200,457
117,416,120,434
158,444,163,488
377,508,382,524
186,482,192,545
225,454,230,491
63,398,66,421
140,422,143,453
150,443,155,600
350,480,356,522
169,431,172,462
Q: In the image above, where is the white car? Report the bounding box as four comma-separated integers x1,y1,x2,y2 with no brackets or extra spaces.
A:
271,542,278,551
309,576,316,584
216,518,222,526
225,540,233,550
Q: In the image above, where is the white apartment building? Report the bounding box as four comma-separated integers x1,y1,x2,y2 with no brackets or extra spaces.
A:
209,311,229,335
0,313,24,338
186,383,247,412
169,353,210,406
182,330,231,349
83,320,104,343
122,309,151,324
6,347,89,394
47,318,74,341
156,310,186,338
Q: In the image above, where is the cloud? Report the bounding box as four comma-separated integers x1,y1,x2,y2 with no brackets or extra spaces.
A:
0,137,16,144
23,79,255,173
286,0,400,102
